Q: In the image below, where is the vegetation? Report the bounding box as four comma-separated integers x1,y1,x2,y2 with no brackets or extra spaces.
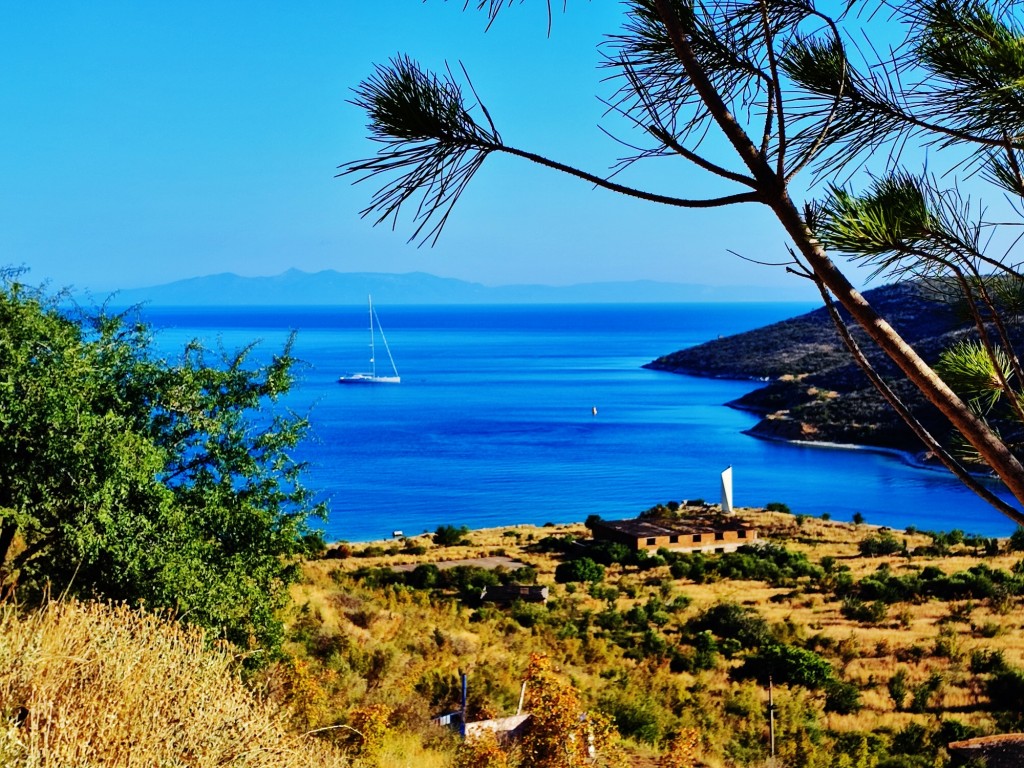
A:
434,525,471,547
343,0,1024,525
0,276,323,655
0,600,348,767
5,501,1024,765
271,510,1024,765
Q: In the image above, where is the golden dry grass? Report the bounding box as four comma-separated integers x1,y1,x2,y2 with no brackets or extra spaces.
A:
317,509,1024,742
0,599,349,768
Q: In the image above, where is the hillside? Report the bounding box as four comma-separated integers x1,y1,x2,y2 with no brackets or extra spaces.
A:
10,510,1024,767
645,282,1011,454
279,508,1024,767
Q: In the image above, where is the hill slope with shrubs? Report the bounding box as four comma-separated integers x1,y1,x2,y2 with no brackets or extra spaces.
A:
280,507,1024,767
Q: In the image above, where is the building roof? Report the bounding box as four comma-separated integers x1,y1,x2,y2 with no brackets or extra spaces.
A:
592,516,755,539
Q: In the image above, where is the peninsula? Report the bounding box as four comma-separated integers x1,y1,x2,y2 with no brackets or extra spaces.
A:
645,281,1005,457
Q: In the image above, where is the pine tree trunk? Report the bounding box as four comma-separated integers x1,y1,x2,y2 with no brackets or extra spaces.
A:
652,0,1024,514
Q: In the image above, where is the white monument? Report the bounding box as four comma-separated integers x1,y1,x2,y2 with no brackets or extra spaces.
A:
721,466,734,514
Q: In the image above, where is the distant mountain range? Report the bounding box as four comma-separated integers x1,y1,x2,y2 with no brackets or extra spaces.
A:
101,269,814,306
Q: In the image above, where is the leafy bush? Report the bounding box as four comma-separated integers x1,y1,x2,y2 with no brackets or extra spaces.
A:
440,565,500,598
1010,526,1024,552
510,601,548,628
407,563,441,589
909,673,944,713
825,679,863,713
859,532,904,557
686,602,771,649
888,669,909,711
554,557,605,584
433,524,470,546
588,540,633,565
598,692,671,745
357,545,387,558
665,543,820,587
0,280,324,657
841,597,889,624
766,501,791,513
736,643,836,690
532,535,577,553
987,667,1024,712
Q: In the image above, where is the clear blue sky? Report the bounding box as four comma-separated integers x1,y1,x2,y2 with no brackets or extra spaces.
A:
0,2,872,298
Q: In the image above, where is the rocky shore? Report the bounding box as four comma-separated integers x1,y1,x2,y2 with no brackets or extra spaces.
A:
645,281,1000,458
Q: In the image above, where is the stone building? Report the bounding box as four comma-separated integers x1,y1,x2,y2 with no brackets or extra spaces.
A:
589,516,758,554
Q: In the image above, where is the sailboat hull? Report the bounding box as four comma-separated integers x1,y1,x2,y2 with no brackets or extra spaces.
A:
338,373,401,384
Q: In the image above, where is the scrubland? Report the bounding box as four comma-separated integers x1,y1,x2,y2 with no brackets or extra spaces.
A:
5,508,1024,767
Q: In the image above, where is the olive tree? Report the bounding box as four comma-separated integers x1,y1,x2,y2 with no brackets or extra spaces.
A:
0,274,324,655
343,0,1024,524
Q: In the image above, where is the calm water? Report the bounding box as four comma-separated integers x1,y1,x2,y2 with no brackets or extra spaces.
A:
138,304,1019,541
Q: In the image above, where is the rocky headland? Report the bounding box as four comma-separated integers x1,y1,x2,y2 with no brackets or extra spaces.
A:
645,281,1006,458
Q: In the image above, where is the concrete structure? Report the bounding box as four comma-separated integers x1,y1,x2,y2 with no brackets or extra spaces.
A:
721,466,734,514
464,714,531,743
948,734,1024,767
590,516,758,554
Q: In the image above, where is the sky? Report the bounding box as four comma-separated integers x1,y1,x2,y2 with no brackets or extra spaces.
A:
0,2,879,298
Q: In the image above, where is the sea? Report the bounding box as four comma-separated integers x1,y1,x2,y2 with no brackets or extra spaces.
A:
137,303,1020,542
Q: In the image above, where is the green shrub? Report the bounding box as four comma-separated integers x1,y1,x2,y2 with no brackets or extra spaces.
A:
407,564,441,589
987,667,1024,711
1010,527,1024,552
736,643,835,690
888,669,909,711
686,602,771,649
859,532,904,557
598,694,670,745
909,673,943,713
433,524,470,546
841,597,889,624
824,679,863,713
554,557,605,584
510,601,548,628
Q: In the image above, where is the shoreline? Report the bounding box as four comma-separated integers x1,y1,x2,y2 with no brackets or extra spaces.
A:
326,509,1012,550
743,428,936,470
725,398,1005,480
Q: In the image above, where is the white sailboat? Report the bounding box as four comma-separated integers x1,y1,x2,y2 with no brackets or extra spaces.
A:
338,296,401,384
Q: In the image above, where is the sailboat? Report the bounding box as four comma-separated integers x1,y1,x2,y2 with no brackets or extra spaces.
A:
338,296,401,384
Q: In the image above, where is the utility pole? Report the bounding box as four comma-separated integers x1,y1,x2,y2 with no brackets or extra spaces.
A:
768,675,777,766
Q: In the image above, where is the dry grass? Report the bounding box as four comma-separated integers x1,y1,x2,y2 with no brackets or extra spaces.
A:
319,509,1024,740
0,599,349,768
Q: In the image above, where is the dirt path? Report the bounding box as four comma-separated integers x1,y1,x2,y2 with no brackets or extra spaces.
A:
391,556,525,573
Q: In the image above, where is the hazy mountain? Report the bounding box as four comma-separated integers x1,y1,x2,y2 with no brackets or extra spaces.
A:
103,269,813,306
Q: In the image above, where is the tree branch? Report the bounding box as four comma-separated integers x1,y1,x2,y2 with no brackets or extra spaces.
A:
498,144,762,208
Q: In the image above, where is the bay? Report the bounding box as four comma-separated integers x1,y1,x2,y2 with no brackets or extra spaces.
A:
138,303,1018,541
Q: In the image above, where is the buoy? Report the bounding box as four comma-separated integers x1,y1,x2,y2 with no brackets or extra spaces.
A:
592,406,598,416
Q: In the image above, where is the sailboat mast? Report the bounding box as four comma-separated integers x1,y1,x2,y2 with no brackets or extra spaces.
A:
375,308,399,379
368,294,376,379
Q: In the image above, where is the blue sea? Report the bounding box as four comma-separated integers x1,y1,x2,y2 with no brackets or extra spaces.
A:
139,303,1019,541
